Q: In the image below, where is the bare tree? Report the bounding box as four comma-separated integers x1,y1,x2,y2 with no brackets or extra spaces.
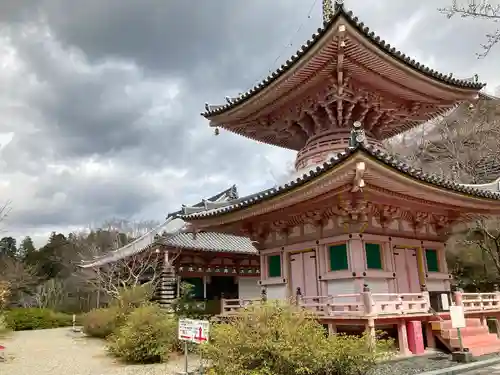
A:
31,279,67,310
389,99,500,183
80,248,164,298
0,281,9,309
0,255,39,305
0,200,11,234
440,0,500,58
390,98,500,283
465,218,500,276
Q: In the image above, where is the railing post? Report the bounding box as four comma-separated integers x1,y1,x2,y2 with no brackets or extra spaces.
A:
453,288,463,307
421,284,430,311
220,293,225,314
362,284,375,315
362,284,376,350
261,287,267,304
494,284,500,307
295,287,302,307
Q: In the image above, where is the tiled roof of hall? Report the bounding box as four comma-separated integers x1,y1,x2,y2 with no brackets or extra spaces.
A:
202,2,485,118
180,144,500,221
159,232,258,254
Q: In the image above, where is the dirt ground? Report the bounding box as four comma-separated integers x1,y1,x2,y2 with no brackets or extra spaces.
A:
0,328,203,375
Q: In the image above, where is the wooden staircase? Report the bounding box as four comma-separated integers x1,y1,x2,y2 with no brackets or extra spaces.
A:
432,318,500,356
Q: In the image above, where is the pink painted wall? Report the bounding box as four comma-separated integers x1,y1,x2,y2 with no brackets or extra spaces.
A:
289,251,319,297
259,234,449,299
303,251,319,296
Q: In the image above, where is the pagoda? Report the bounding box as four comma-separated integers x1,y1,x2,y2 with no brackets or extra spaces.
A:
181,1,500,356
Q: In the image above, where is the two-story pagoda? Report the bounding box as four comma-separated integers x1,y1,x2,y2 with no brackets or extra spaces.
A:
180,1,500,356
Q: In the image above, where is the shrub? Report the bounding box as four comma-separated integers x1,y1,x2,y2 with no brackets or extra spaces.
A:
110,283,154,314
0,314,10,338
0,281,9,310
82,307,124,339
201,302,395,375
4,308,74,331
326,332,395,375
107,303,178,363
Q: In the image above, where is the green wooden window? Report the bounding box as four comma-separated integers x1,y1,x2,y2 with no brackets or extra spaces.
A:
329,244,349,271
365,243,383,270
425,249,439,272
268,255,282,278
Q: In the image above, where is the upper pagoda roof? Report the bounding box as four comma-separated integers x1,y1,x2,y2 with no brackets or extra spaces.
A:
203,2,484,119
180,143,500,222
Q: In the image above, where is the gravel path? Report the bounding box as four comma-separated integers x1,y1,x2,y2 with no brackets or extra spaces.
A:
0,328,203,375
369,352,500,375
460,363,500,375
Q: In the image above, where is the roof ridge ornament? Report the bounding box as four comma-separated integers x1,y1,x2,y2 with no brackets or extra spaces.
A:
348,121,366,149
323,0,334,23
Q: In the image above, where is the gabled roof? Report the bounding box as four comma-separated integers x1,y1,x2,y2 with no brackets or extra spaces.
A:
181,144,500,220
167,184,238,218
80,185,244,268
203,2,484,118
160,232,257,254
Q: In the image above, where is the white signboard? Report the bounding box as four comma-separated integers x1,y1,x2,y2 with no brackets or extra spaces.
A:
440,293,450,311
450,305,466,329
178,319,210,344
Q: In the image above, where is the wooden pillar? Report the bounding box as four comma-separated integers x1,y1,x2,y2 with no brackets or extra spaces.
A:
349,237,365,292
397,320,410,355
203,276,208,299
425,322,436,349
362,284,376,348
365,318,376,349
454,289,463,306
328,323,337,336
416,246,426,289
494,315,500,338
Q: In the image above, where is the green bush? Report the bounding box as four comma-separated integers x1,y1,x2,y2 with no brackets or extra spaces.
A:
107,303,178,363
0,314,10,338
82,307,124,339
201,302,395,375
4,308,73,331
110,283,154,314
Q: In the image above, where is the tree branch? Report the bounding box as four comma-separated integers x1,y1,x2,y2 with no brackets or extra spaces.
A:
439,0,500,58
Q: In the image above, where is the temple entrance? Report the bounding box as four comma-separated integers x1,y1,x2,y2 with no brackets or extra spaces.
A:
289,250,318,297
207,276,238,300
393,248,420,294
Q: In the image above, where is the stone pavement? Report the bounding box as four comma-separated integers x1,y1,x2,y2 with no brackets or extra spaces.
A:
461,363,500,375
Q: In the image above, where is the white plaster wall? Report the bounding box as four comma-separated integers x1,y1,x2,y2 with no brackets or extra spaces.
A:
266,284,288,300
327,279,357,302
365,278,390,294
238,277,261,299
427,279,448,292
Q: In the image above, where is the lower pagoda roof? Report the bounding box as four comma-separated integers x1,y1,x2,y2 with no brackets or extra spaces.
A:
180,143,500,222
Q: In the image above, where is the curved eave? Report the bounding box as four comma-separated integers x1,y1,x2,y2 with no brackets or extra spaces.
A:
202,4,484,119
182,145,500,223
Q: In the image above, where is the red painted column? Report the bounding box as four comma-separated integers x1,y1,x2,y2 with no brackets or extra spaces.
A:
406,320,425,355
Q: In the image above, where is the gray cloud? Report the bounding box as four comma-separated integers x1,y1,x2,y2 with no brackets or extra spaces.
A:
0,0,498,240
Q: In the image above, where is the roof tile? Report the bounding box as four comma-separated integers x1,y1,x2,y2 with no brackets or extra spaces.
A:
181,143,500,220
202,3,484,118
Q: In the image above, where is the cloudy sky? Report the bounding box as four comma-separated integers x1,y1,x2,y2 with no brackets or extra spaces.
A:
0,0,498,245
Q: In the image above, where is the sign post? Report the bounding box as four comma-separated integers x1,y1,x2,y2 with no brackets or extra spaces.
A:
178,318,210,375
450,305,466,351
449,305,472,363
